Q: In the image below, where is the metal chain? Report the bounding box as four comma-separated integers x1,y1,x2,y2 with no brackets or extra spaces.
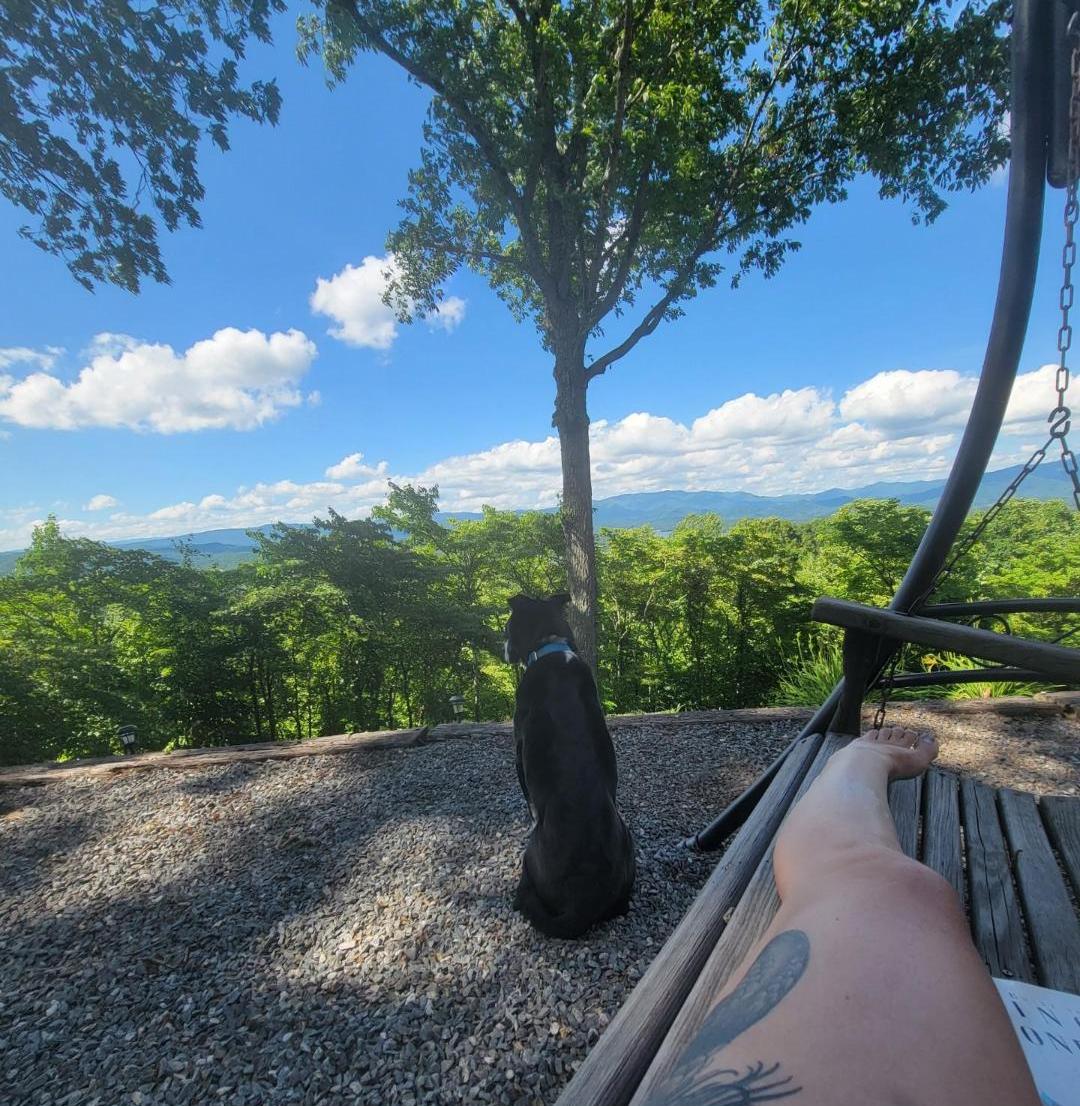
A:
872,647,901,731
1054,15,1080,509
912,440,1052,608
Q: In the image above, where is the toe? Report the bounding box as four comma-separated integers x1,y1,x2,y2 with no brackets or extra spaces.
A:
916,731,939,759
868,726,909,746
903,731,939,774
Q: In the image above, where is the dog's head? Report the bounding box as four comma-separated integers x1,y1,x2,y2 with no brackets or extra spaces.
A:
504,593,573,664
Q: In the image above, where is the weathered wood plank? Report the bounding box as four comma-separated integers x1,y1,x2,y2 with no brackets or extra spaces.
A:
887,775,922,860
921,769,964,905
960,778,1034,982
553,732,825,1106
1040,795,1080,902
812,597,1080,682
999,788,1080,993
626,733,850,1106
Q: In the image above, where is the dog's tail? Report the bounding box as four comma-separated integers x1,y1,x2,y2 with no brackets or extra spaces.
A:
514,869,597,940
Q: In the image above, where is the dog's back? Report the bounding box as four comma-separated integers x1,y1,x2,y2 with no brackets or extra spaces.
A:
506,595,635,938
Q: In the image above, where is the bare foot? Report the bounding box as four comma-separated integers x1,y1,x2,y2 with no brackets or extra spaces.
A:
843,726,939,781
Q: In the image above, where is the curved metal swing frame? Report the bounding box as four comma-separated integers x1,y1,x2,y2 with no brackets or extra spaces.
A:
691,0,1076,852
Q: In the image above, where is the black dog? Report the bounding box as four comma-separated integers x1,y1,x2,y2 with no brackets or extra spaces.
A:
505,593,635,938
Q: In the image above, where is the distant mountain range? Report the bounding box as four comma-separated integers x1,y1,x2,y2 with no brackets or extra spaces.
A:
1,463,1074,574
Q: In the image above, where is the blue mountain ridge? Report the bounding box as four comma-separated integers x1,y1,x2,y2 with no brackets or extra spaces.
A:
0,463,1073,573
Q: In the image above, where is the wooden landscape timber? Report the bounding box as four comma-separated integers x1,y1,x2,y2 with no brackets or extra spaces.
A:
1,695,1076,791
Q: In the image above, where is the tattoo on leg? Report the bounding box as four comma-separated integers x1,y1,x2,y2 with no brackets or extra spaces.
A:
644,929,810,1104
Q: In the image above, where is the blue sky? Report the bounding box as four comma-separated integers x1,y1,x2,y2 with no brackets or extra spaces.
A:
0,15,1071,549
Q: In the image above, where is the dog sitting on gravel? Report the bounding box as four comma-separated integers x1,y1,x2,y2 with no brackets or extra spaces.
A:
504,593,635,938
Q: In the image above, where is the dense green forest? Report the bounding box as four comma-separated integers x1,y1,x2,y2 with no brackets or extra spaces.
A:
1,487,1076,766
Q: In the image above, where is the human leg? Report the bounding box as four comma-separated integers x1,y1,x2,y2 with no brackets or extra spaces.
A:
640,728,1039,1106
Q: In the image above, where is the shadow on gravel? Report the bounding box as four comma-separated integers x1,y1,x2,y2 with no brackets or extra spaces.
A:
0,741,538,1102
0,729,742,1106
173,764,262,796
0,808,106,898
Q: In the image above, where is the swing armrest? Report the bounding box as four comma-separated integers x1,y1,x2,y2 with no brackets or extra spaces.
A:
811,598,1080,684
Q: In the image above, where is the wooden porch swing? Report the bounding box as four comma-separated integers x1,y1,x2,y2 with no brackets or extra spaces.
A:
556,2,1080,1103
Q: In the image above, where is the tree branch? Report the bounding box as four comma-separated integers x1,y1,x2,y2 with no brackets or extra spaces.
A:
329,0,554,298
584,156,653,331
583,267,694,382
587,0,650,291
584,4,812,376
585,155,829,384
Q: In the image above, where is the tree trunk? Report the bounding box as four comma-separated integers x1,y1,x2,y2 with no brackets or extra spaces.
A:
262,658,277,741
248,654,263,739
553,349,598,674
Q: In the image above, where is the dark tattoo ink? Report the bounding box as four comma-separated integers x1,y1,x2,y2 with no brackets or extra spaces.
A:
644,929,810,1105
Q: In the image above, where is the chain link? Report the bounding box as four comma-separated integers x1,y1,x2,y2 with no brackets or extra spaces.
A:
910,438,1053,612
872,648,901,731
1057,15,1080,508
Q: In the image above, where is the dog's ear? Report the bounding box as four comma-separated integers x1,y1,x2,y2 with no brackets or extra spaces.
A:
508,593,531,611
547,592,571,609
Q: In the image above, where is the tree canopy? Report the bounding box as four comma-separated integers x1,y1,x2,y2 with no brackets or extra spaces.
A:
3,494,1076,767
1,0,285,291
302,0,1009,667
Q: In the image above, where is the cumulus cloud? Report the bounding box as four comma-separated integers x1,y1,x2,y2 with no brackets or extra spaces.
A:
3,360,1066,550
311,257,398,349
429,296,467,332
325,452,389,480
839,369,977,431
0,346,63,371
1004,363,1067,429
0,328,317,433
834,362,1068,439
692,386,837,444
84,494,119,511
310,254,466,350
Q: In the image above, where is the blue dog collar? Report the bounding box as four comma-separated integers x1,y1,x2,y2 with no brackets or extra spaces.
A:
526,640,576,667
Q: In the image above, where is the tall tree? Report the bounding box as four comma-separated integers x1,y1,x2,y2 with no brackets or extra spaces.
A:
302,0,1008,669
1,0,284,291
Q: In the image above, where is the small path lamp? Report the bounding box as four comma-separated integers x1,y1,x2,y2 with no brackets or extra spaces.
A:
449,695,466,722
117,725,137,756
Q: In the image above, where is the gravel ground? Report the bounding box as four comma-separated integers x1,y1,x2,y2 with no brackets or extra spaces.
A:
0,719,790,1106
884,702,1080,796
1,710,1076,1106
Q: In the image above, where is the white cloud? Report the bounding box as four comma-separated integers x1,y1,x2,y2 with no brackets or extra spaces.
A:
310,254,466,350
311,257,398,349
692,387,836,444
325,452,389,480
84,494,119,511
2,361,1064,550
429,296,467,333
1004,363,1066,429
0,346,63,371
839,369,976,431
0,328,317,433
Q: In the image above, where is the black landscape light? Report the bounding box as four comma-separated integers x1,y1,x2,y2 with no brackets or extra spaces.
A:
117,725,137,755
449,695,466,721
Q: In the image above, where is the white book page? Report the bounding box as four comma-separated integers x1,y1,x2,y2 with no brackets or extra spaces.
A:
993,978,1080,1106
